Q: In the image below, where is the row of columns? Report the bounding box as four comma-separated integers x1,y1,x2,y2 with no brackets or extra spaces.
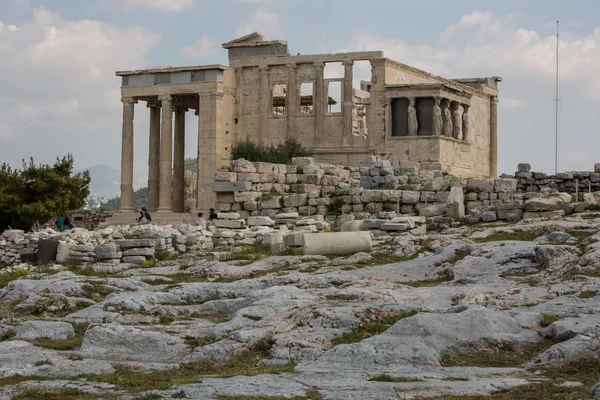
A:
119,95,187,214
394,96,471,141
256,60,355,148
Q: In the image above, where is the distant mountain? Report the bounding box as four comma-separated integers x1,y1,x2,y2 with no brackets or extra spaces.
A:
77,164,147,198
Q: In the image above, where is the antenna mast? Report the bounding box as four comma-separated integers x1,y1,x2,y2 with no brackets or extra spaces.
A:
554,20,560,174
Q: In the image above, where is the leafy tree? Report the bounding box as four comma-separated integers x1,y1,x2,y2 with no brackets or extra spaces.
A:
100,187,148,212
0,154,90,231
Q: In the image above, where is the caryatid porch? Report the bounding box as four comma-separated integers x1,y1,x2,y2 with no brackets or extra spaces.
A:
111,65,234,224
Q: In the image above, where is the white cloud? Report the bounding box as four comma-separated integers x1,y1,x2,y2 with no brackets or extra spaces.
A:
177,35,218,59
500,98,524,108
54,100,81,118
236,9,282,39
0,7,160,169
0,125,12,140
99,0,195,13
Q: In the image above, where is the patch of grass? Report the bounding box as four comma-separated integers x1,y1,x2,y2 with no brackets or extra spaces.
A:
242,314,263,321
325,293,360,301
0,329,16,341
67,353,84,361
80,338,294,392
403,272,452,288
578,290,597,299
441,377,469,381
540,314,560,327
369,374,423,383
332,310,419,346
0,269,29,288
141,277,173,285
501,270,538,277
33,359,52,366
581,213,600,220
569,267,600,278
445,249,470,265
79,281,115,302
154,250,173,262
414,356,600,400
440,339,557,368
219,241,273,263
184,335,215,349
29,323,88,350
567,230,597,241
194,312,232,323
12,388,105,400
520,278,540,287
472,231,538,243
140,258,156,268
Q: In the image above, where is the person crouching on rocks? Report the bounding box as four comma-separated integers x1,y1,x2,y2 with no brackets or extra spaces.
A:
138,207,152,224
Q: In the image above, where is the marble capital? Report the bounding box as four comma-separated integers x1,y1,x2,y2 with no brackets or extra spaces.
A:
342,60,354,67
121,96,137,105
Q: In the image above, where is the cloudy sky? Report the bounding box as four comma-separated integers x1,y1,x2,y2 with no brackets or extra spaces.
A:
1,0,599,178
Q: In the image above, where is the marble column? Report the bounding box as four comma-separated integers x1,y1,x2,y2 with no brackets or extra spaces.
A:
452,102,463,140
157,95,173,213
432,97,443,136
259,65,270,143
286,63,297,139
407,97,418,136
172,106,186,212
490,96,498,177
442,99,453,137
147,102,161,212
313,61,325,146
342,60,354,147
119,96,136,212
462,104,470,142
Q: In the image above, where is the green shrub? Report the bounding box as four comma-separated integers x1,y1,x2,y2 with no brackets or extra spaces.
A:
231,138,312,164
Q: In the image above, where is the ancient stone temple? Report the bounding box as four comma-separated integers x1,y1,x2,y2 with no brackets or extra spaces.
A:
111,32,500,222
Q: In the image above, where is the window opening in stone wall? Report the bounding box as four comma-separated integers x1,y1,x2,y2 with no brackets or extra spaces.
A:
272,83,287,115
326,81,342,114
416,97,434,136
352,60,371,91
324,62,343,79
391,98,409,137
299,82,314,114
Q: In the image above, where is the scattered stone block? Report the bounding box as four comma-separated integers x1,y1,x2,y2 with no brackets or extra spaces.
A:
524,197,564,212
522,210,565,220
518,163,531,172
380,223,410,232
214,219,245,229
481,211,498,222
302,231,372,256
217,212,240,220
248,216,275,226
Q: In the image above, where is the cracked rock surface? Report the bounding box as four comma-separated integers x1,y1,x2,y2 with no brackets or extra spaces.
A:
2,214,600,399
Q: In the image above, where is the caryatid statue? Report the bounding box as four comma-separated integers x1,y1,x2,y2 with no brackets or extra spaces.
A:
432,97,443,136
442,99,453,137
462,104,470,141
452,102,463,140
407,98,418,136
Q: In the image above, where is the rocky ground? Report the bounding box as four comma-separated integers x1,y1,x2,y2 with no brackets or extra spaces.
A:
2,213,600,400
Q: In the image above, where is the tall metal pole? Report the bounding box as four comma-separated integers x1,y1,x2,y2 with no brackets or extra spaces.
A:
554,20,560,174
